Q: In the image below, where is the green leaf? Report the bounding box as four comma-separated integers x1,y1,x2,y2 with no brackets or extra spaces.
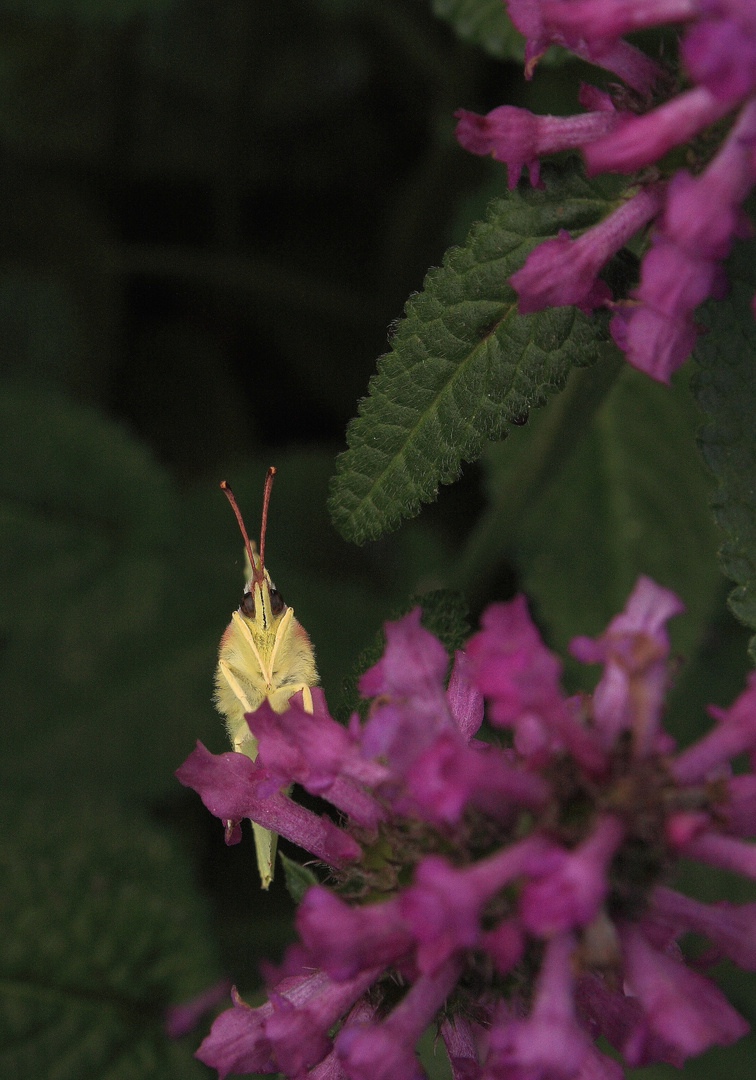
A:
692,276,756,663
430,0,565,65
512,363,722,669
329,163,624,545
279,853,319,904
0,797,221,1080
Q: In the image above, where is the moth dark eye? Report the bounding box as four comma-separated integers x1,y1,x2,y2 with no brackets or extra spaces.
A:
240,591,255,617
269,588,285,616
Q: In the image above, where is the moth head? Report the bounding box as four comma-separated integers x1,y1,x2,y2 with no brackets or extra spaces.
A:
221,469,286,632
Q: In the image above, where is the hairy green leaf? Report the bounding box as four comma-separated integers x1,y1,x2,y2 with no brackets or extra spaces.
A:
330,164,624,544
512,363,722,670
431,0,525,61
0,798,220,1080
693,275,756,662
279,853,319,904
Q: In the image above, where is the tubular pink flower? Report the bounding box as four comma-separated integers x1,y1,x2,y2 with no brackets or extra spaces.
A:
196,974,330,1078
619,924,749,1058
719,773,756,836
265,967,381,1076
608,302,699,384
570,575,684,752
584,86,733,175
575,972,686,1067
484,933,591,1080
466,594,607,773
683,1,756,100
297,888,414,981
541,0,698,49
446,650,484,740
308,999,378,1080
612,98,756,381
175,741,362,867
335,958,463,1080
165,978,233,1039
454,104,621,189
648,886,756,970
671,671,756,783
441,1017,481,1080
405,731,550,825
680,831,756,879
509,184,664,314
504,0,667,93
519,814,625,935
400,836,550,974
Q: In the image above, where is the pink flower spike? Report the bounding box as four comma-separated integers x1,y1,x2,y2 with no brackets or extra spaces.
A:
446,650,484,740
649,886,756,971
454,105,620,189
609,301,699,383
570,575,684,752
510,184,664,314
671,671,756,784
265,967,381,1076
504,0,667,93
297,887,414,981
196,974,330,1078
584,86,733,174
541,0,697,50
308,999,378,1080
681,831,756,880
519,814,625,935
619,923,749,1059
683,5,756,101
485,933,591,1079
176,742,361,868
441,1016,481,1080
719,773,756,836
335,957,463,1080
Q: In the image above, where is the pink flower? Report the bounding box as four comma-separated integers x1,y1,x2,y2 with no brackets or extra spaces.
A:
455,93,621,189
453,0,756,381
180,579,756,1079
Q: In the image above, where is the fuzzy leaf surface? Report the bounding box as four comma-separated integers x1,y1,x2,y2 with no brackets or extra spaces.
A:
512,364,721,668
693,272,756,661
280,853,319,904
431,0,527,62
0,799,220,1080
330,165,623,544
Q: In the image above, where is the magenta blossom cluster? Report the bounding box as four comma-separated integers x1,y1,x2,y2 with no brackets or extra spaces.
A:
454,0,756,383
177,576,756,1080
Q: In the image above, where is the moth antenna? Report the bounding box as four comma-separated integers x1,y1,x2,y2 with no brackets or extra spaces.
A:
220,480,259,579
259,466,276,570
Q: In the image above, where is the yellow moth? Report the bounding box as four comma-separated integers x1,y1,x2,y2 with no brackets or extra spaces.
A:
215,467,318,889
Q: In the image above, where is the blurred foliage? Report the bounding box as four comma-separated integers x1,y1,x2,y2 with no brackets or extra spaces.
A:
0,0,754,1077
0,796,219,1079
693,249,756,662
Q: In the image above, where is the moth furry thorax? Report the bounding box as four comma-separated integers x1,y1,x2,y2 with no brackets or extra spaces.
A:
215,553,318,752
